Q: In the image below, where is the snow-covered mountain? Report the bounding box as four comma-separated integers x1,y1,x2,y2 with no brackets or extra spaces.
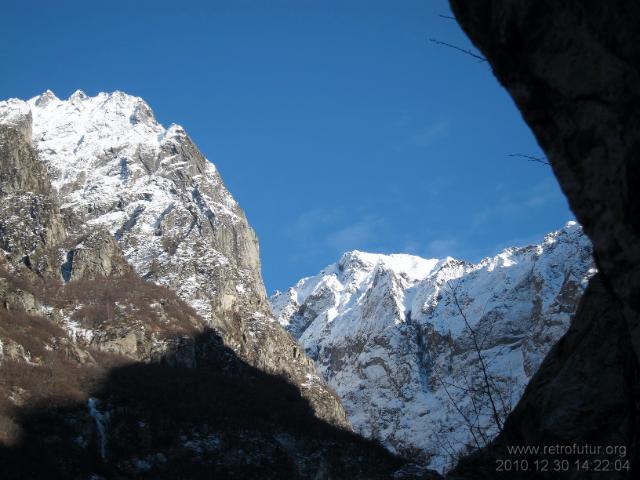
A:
271,222,595,472
1,90,443,479
27,89,262,323
0,90,348,428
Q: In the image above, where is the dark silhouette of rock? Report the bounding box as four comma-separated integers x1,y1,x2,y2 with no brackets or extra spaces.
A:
446,1,640,478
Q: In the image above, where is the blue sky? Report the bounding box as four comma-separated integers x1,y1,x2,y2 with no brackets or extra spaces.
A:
1,0,573,292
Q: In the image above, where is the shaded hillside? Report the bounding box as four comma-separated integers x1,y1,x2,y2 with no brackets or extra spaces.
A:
0,253,433,479
0,306,409,479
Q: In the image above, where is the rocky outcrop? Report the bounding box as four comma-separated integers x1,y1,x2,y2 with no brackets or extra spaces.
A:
61,230,131,281
445,1,640,477
272,223,594,471
0,276,37,314
0,103,65,277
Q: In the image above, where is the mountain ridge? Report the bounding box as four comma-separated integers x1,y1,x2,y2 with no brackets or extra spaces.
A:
271,221,594,471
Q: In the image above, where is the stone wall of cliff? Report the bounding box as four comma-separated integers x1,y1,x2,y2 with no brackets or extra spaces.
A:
446,1,640,477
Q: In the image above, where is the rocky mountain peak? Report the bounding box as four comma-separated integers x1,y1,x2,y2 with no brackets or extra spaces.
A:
69,89,88,102
33,89,58,107
271,221,594,471
1,90,351,432
338,250,440,280
0,99,32,143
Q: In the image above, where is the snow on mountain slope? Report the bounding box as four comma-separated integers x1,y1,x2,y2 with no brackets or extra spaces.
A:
0,90,349,429
271,222,595,471
26,90,254,320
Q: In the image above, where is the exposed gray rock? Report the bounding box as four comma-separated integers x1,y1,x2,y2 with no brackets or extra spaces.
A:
1,339,31,363
0,100,32,143
0,119,65,277
62,230,131,281
96,331,138,357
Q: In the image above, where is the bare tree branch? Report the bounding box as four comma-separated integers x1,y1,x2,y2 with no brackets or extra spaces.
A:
438,14,457,21
446,280,504,431
429,38,487,63
433,369,484,449
461,374,483,422
509,153,551,165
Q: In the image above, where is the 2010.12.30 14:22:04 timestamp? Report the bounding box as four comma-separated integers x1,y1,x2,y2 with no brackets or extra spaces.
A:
496,458,631,473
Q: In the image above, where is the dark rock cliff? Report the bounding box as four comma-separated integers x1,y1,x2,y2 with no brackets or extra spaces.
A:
446,1,640,478
0,121,65,277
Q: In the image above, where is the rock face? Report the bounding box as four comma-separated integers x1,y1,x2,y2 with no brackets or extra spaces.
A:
272,223,594,471
29,90,264,324
61,230,132,282
0,101,65,276
0,90,347,428
444,1,640,478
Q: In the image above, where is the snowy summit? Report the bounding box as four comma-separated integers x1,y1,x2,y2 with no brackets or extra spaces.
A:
271,222,595,471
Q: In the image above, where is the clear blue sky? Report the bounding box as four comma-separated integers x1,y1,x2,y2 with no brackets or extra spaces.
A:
1,0,573,292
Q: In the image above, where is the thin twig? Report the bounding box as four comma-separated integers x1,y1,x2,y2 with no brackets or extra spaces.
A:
477,296,495,350
429,38,487,63
446,280,504,431
508,153,550,165
434,370,483,449
438,14,457,21
427,346,487,449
